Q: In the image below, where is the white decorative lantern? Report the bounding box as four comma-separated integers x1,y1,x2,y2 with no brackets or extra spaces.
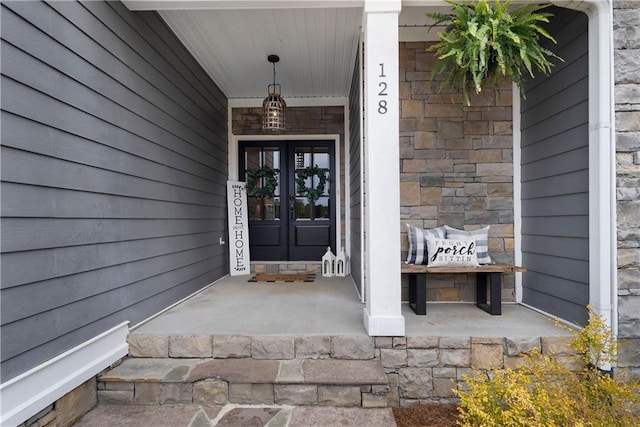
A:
336,248,348,277
321,247,336,277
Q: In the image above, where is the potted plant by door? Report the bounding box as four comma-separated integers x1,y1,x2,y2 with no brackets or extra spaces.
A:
427,0,562,105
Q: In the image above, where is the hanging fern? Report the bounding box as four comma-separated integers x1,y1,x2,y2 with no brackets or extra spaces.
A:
427,0,562,105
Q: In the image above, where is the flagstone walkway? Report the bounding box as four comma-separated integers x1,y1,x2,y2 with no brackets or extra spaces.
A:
73,403,397,426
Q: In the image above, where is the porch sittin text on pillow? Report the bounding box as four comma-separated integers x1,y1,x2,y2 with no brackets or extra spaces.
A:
429,240,475,264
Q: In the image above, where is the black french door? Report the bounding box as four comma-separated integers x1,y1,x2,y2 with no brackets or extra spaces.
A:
239,140,336,261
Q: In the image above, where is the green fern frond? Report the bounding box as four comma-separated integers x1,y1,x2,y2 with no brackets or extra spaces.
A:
425,0,562,105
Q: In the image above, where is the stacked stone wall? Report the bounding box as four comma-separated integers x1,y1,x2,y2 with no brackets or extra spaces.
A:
16,379,97,427
614,1,640,379
375,335,574,407
399,42,515,302
116,333,573,408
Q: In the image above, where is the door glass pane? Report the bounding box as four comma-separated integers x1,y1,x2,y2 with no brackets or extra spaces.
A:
295,197,311,219
314,197,330,219
245,147,261,169
313,150,330,169
273,196,281,219
293,146,330,221
321,172,330,196
245,147,280,221
295,150,311,169
247,197,260,221
296,176,312,196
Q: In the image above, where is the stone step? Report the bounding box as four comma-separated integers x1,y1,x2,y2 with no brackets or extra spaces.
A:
127,334,378,360
98,357,389,408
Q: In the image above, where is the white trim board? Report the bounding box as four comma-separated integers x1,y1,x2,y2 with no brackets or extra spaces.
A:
584,0,617,339
512,81,523,304
229,97,349,108
0,322,129,426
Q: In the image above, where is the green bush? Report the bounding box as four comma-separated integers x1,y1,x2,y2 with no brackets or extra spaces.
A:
456,307,640,426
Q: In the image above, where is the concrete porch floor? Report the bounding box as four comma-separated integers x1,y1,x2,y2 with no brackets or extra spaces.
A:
76,275,575,426
132,275,572,338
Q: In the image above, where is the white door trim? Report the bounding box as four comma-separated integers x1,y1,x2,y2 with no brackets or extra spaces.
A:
231,133,343,257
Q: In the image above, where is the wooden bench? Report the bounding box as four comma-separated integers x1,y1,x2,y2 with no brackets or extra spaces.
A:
401,263,527,316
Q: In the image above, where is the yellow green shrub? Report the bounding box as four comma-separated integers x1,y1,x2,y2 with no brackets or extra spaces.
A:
456,307,640,426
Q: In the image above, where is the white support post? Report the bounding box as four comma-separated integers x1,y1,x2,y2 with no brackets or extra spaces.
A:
362,0,405,336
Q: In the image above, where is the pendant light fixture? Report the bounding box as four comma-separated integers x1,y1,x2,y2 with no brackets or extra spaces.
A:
262,54,286,134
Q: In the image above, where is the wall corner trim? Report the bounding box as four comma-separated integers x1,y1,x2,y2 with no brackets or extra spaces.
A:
0,322,129,426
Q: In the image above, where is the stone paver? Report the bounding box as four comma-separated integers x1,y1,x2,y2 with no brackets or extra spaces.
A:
128,334,169,358
74,403,397,426
229,383,275,405
331,336,375,359
317,386,361,407
274,384,318,405
216,407,280,426
99,358,199,383
186,359,280,383
193,379,228,405
73,404,213,427
170,335,213,358
276,359,304,383
252,336,295,359
302,359,387,384
213,336,252,358
288,406,397,427
294,336,331,359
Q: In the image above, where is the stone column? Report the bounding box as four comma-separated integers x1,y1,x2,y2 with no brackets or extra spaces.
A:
362,0,405,336
613,0,640,378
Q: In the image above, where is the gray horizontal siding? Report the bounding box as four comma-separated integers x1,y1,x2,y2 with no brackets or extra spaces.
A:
348,47,363,295
1,0,228,381
1,114,224,200
520,7,589,325
2,232,220,288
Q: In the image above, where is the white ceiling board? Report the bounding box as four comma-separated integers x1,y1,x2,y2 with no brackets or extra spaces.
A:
132,1,599,100
159,7,363,99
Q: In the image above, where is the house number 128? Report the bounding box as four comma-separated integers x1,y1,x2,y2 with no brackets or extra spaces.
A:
377,63,388,114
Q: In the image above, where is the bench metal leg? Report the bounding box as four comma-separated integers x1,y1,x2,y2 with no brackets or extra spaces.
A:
476,272,502,315
408,273,427,315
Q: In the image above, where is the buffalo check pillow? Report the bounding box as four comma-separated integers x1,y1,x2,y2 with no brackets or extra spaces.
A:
425,238,480,267
405,224,446,265
444,225,492,264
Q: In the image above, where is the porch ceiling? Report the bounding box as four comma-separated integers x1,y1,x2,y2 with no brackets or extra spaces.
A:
122,1,448,100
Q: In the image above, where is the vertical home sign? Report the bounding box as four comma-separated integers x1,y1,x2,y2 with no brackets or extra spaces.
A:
227,181,250,275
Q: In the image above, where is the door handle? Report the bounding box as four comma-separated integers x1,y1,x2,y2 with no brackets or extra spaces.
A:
289,195,295,220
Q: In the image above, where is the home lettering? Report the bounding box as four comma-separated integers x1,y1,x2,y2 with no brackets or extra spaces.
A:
231,184,247,272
